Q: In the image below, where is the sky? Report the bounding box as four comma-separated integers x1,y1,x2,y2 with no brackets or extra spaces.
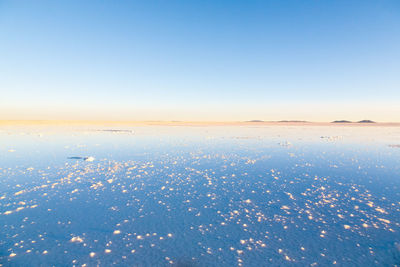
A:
0,0,399,122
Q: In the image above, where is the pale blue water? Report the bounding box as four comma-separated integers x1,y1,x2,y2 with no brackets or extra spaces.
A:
1,126,400,266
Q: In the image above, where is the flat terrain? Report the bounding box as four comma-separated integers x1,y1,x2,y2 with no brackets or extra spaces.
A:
1,125,400,266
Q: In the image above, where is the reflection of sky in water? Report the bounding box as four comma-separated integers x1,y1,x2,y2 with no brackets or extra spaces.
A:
1,126,400,266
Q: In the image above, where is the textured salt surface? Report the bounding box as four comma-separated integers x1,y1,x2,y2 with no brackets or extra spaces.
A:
1,126,400,266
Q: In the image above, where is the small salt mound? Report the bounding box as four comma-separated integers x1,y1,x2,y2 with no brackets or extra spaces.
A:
70,236,84,243
84,156,95,162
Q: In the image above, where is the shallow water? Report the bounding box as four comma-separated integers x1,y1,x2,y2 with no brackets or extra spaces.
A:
1,125,400,266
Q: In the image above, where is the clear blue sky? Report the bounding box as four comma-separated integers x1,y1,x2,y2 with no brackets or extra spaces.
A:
1,0,399,121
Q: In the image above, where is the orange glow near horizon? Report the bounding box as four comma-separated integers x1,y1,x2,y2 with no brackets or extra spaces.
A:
1,101,399,123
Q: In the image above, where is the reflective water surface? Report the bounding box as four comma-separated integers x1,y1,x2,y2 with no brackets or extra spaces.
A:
1,125,400,266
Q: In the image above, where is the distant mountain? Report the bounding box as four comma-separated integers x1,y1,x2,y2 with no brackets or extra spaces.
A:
358,120,376,123
331,120,352,123
246,120,264,122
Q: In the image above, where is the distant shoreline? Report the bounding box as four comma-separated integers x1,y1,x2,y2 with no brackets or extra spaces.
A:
1,120,400,127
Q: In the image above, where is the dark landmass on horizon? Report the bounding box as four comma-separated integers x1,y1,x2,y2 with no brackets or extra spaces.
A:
358,120,376,123
331,120,376,123
246,120,265,122
332,120,352,123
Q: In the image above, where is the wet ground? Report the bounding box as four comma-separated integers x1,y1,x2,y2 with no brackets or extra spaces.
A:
1,125,400,266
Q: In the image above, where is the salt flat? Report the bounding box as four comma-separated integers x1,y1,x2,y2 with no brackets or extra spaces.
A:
1,125,400,266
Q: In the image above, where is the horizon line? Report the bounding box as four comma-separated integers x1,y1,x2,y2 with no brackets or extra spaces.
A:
1,119,400,126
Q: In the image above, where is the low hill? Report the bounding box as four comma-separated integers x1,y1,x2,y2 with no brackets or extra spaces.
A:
331,120,352,123
358,120,376,123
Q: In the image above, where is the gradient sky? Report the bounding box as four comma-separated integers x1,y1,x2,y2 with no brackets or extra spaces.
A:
1,0,399,122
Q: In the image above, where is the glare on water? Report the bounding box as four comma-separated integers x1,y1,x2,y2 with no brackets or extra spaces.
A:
1,125,400,266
